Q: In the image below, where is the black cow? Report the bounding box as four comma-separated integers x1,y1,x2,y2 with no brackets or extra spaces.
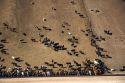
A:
25,62,31,67
1,39,8,43
11,62,21,67
0,44,4,49
57,63,63,67
14,57,24,62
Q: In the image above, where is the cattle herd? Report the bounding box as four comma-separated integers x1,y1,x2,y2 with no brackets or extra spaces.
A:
0,22,118,78
0,58,112,78
0,0,125,78
42,37,67,51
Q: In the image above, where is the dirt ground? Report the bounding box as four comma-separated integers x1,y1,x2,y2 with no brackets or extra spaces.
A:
84,0,125,69
0,76,125,83
0,0,125,73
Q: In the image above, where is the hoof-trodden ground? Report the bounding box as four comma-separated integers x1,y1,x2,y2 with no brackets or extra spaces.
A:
0,0,125,76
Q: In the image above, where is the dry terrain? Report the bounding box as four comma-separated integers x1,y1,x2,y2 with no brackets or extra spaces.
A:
0,76,125,83
0,0,125,75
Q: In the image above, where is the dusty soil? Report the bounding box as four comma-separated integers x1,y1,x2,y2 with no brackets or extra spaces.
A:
0,76,125,83
0,0,125,73
84,0,125,69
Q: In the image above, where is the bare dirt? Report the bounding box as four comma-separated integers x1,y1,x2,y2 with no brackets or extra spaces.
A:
0,0,125,73
0,76,125,83
84,0,125,69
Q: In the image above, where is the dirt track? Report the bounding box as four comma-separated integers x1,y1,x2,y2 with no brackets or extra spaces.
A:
0,76,125,83
0,0,125,73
